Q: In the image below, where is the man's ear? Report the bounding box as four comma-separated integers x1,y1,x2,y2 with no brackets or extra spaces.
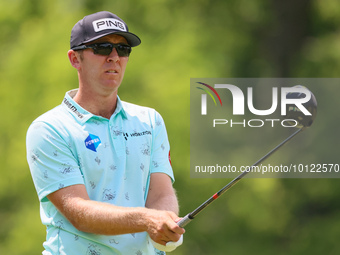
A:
68,50,81,69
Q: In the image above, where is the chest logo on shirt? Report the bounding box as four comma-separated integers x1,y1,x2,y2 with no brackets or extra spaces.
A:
122,130,152,140
85,134,101,152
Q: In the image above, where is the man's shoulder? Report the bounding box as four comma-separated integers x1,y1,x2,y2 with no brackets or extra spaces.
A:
120,101,167,131
121,101,156,113
121,101,161,119
26,105,74,145
30,105,73,130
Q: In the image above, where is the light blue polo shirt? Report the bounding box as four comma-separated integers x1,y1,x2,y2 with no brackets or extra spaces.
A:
26,89,173,255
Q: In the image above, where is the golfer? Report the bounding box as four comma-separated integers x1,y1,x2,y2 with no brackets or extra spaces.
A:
26,11,184,254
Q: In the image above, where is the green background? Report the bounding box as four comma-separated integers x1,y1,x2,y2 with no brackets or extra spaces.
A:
1,0,340,254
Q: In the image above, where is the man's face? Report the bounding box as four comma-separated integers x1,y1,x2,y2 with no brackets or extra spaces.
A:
76,34,129,96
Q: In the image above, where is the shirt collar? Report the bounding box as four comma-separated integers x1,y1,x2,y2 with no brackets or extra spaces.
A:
61,89,128,124
114,96,128,120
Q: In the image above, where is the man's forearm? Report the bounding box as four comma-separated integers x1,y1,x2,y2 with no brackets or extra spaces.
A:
63,197,149,235
64,196,183,245
47,184,155,236
48,183,184,244
145,173,180,215
145,189,179,215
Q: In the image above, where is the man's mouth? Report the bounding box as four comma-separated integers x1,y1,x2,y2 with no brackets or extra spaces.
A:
106,70,118,74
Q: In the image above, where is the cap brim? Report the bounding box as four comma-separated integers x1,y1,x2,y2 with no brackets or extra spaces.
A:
81,31,141,47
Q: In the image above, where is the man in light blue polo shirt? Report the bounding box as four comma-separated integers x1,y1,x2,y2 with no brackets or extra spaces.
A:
26,11,184,255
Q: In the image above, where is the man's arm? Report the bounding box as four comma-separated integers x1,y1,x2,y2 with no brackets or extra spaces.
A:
145,172,184,244
47,184,147,235
47,180,184,245
145,172,179,214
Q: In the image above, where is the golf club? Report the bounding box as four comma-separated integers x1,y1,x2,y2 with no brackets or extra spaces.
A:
178,85,317,228
152,85,317,252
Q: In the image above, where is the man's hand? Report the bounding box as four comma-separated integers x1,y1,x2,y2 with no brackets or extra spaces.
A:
144,173,185,251
145,210,185,245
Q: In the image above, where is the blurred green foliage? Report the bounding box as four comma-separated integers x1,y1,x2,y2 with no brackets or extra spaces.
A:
0,0,339,254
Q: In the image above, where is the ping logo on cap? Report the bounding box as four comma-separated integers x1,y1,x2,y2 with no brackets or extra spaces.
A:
93,18,126,32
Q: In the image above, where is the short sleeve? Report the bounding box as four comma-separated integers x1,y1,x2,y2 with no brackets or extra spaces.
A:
150,111,174,182
26,121,84,202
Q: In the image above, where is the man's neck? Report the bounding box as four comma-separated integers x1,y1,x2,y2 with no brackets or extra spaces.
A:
73,88,118,119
